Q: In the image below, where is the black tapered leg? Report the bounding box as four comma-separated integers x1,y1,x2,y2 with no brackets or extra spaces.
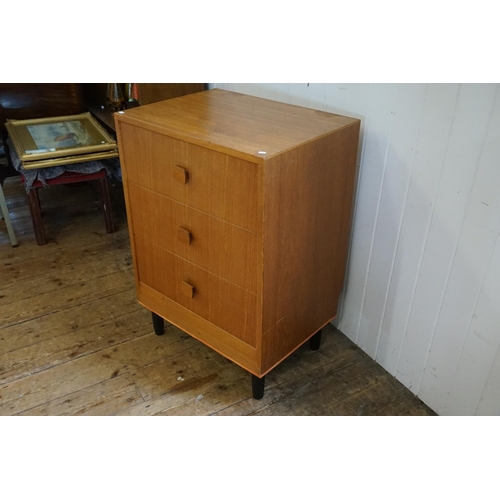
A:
152,312,165,336
252,375,266,400
310,329,323,351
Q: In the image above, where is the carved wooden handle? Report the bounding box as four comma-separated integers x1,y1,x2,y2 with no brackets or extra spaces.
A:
177,227,192,245
173,165,188,184
180,281,195,298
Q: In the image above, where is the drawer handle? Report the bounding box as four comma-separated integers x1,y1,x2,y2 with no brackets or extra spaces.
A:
177,227,192,245
173,165,189,184
180,281,195,298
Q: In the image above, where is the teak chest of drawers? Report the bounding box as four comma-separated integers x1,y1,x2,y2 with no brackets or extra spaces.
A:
115,89,360,399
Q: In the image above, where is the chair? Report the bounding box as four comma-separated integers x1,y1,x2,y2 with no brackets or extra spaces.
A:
0,84,116,245
0,139,17,246
0,183,17,247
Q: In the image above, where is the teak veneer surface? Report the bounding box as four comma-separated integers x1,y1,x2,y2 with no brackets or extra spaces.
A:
115,89,361,379
115,88,359,161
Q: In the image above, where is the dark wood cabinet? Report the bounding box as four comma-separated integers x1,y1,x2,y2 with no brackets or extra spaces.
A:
82,83,206,134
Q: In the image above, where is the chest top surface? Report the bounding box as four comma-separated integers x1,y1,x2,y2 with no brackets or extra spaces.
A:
114,88,359,160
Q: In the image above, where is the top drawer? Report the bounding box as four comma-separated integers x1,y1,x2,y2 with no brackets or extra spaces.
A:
119,123,260,234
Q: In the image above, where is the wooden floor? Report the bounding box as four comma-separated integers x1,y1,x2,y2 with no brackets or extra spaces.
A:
0,174,436,416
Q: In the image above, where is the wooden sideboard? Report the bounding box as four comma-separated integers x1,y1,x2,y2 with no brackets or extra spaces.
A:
114,89,360,399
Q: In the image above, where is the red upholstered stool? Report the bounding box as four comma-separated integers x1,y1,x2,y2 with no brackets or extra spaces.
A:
22,168,115,245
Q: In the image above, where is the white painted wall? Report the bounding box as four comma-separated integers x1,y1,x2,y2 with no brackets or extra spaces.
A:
210,83,500,416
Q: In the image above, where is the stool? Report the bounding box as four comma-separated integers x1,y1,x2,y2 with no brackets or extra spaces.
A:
23,168,115,245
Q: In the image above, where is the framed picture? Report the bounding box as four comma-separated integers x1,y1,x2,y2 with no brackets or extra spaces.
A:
6,112,119,169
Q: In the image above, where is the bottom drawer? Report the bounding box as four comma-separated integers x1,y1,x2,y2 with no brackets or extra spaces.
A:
134,237,257,348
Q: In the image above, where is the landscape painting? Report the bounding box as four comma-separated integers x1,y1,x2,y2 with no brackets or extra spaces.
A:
26,120,97,154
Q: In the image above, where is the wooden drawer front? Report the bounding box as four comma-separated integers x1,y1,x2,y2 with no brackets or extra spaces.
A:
153,135,259,233
120,125,259,233
128,183,258,294
134,237,257,348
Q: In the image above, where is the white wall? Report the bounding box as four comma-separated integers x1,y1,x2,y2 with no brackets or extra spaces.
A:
210,83,500,416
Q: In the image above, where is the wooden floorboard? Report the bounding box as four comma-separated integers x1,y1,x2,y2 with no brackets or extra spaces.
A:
0,175,436,416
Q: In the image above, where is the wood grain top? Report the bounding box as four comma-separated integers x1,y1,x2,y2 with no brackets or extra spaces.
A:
114,89,359,160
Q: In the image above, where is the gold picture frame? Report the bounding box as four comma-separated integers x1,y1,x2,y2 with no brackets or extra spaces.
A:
6,112,119,170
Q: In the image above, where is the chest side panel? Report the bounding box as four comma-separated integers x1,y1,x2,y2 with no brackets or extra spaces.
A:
261,122,360,373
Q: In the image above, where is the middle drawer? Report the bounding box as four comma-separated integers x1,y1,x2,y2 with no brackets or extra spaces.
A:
128,182,258,294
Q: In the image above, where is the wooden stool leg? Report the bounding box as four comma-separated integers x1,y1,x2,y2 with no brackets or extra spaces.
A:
97,177,115,233
27,188,46,245
152,312,165,336
252,374,266,399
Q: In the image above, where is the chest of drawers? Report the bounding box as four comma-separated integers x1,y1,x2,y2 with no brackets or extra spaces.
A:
114,89,360,398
